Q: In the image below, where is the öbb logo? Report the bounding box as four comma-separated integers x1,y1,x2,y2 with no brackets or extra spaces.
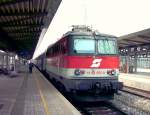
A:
90,59,102,68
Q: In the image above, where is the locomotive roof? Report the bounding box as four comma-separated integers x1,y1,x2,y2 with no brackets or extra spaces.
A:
64,31,116,38
62,30,116,38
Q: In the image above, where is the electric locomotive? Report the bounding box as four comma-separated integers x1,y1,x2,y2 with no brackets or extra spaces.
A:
46,25,123,95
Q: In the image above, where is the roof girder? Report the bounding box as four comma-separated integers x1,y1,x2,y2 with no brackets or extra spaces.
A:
0,0,28,7
0,10,48,16
123,39,148,44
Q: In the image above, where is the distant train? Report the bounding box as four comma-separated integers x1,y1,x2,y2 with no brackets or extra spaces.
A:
36,25,123,97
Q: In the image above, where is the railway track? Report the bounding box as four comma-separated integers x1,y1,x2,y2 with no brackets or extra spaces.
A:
70,86,150,115
71,101,126,115
111,87,150,115
121,86,150,99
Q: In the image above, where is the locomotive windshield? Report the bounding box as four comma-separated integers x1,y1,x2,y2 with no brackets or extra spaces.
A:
72,35,118,55
97,39,117,54
74,39,95,53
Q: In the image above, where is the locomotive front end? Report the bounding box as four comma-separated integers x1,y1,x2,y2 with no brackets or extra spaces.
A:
45,25,123,99
63,26,123,94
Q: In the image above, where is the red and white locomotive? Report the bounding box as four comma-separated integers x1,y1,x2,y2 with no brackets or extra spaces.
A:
45,25,122,95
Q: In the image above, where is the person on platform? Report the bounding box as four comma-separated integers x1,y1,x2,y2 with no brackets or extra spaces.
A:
29,62,33,73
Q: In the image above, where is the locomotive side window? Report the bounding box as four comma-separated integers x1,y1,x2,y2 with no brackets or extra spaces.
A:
53,44,60,55
97,39,117,54
62,45,66,54
60,44,66,54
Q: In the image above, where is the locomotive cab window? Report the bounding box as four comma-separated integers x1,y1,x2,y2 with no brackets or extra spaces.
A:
74,39,95,53
97,39,118,55
72,35,95,54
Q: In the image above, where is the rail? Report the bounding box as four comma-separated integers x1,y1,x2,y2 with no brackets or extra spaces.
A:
121,86,150,100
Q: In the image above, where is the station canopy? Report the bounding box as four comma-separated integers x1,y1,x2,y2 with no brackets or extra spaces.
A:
0,0,61,59
118,28,150,56
118,28,150,48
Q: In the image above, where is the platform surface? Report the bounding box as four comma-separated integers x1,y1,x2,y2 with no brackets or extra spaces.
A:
119,72,150,92
0,65,81,115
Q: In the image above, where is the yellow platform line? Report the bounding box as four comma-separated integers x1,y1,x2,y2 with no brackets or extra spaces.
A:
34,74,51,115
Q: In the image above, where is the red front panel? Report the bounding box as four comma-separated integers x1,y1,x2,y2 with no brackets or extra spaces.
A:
61,56,119,69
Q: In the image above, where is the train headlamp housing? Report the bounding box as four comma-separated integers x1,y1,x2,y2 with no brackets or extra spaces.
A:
74,69,85,76
107,69,116,75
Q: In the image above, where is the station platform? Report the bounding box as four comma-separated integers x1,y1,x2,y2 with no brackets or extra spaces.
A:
0,65,81,115
119,72,150,92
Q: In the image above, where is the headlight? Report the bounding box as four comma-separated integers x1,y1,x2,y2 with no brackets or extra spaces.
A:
74,69,85,76
107,69,116,75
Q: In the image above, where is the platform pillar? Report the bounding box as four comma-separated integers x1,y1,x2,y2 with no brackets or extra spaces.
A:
2,54,4,68
0,54,2,68
12,56,16,71
6,53,9,70
125,56,129,73
134,55,137,73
